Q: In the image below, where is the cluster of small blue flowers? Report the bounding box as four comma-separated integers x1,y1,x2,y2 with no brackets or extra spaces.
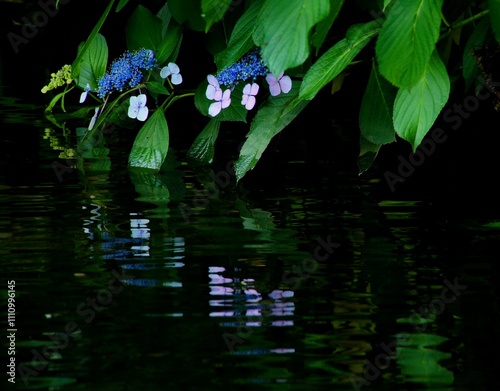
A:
97,48,157,98
216,49,269,88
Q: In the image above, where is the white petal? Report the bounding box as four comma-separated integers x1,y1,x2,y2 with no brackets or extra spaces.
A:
241,94,249,105
130,96,138,107
269,83,281,96
79,90,88,103
207,74,219,88
171,73,182,85
168,62,180,74
137,106,149,121
214,88,222,101
245,96,256,110
160,66,171,78
137,94,147,106
266,73,277,86
250,83,259,96
128,105,138,119
243,83,252,95
209,102,222,117
206,85,217,100
279,75,292,94
88,107,99,130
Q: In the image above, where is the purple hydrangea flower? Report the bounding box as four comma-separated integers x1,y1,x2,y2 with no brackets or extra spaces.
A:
266,72,292,96
241,83,259,110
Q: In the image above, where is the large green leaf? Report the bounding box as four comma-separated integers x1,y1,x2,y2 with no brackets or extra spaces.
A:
186,119,221,164
311,0,345,54
299,20,380,101
488,0,500,43
202,0,232,32
128,109,169,170
359,60,397,145
253,0,331,76
376,0,443,88
215,0,263,70
234,83,308,181
157,25,183,64
126,5,162,52
72,0,115,79
76,34,108,90
393,50,450,150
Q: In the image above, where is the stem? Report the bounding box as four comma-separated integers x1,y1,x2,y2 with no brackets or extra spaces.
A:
439,9,489,42
161,92,195,111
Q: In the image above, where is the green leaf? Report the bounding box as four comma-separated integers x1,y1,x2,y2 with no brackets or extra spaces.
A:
311,0,345,54
234,83,308,181
359,60,397,145
393,50,450,150
376,0,444,88
253,0,331,75
463,16,490,89
116,0,129,12
72,0,115,79
186,119,221,164
194,80,248,122
358,134,382,175
488,0,500,43
76,34,108,90
202,0,232,33
169,0,206,31
126,5,162,52
299,20,380,101
128,109,169,171
145,81,170,97
157,25,183,64
215,0,263,70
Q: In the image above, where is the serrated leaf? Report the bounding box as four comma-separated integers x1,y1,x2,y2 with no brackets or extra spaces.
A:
202,0,232,32
128,109,169,170
311,0,345,54
376,0,443,88
186,119,220,164
299,20,380,101
488,0,500,43
253,0,331,75
126,5,162,52
359,60,397,145
393,50,450,150
194,80,247,122
215,0,263,70
235,83,308,181
77,34,108,90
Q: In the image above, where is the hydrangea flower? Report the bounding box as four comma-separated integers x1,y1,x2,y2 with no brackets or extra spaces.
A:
206,75,221,100
266,72,292,96
88,107,99,130
209,89,231,117
80,83,91,103
97,48,158,98
128,94,149,121
241,83,259,110
216,49,269,88
160,63,182,85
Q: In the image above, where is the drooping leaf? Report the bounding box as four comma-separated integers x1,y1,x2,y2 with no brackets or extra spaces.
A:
299,20,380,101
129,109,169,170
126,5,162,52
488,0,500,43
359,60,397,145
376,0,444,88
234,83,308,181
253,0,331,76
463,16,490,89
169,0,206,31
76,34,108,90
202,0,232,32
358,134,382,175
116,0,129,12
393,50,450,150
186,119,221,164
215,0,263,70
311,0,345,54
72,0,115,79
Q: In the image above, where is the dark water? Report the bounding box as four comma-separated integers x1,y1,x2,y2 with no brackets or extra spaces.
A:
1,95,500,391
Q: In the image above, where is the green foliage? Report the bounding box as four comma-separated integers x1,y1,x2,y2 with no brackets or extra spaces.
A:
42,0,500,180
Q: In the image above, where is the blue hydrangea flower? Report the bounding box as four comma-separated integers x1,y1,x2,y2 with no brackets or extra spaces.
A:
266,72,292,96
97,48,158,98
241,83,259,110
128,94,149,121
160,63,182,85
216,49,269,88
